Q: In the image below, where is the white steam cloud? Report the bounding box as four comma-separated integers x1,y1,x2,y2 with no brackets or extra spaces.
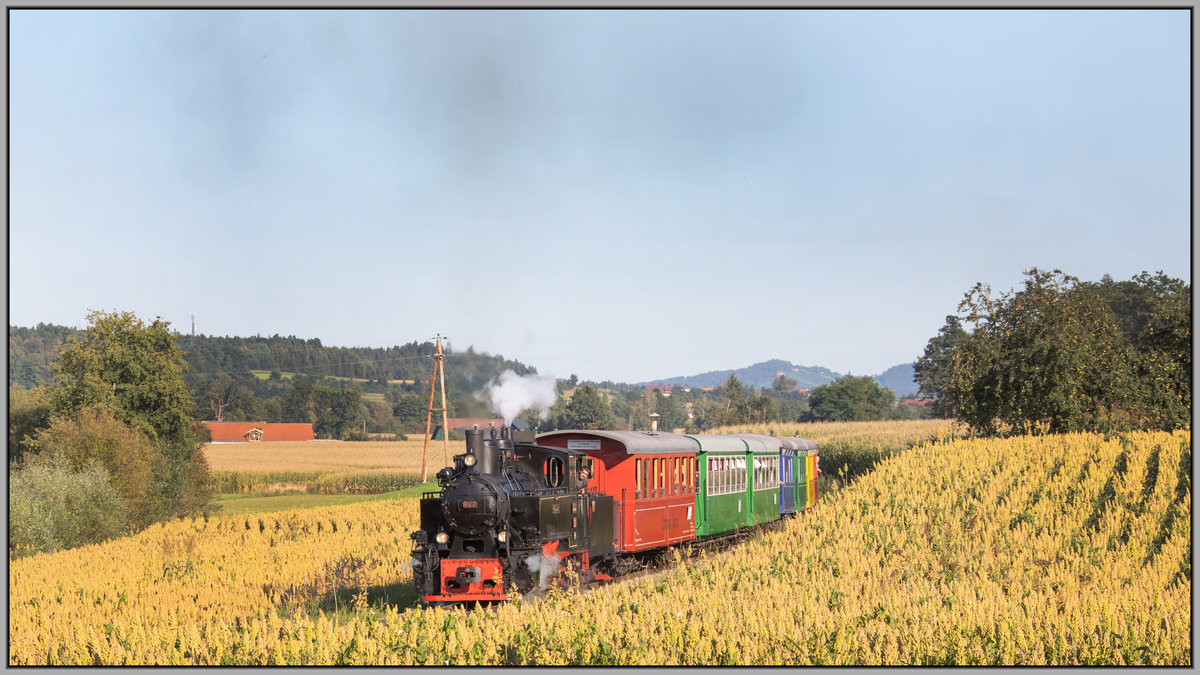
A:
485,370,558,425
522,551,562,592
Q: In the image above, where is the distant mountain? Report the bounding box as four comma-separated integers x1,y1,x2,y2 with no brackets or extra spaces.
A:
640,359,840,390
874,362,919,398
639,358,921,397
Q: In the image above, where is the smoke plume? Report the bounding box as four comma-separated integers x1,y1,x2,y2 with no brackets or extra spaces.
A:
485,370,558,425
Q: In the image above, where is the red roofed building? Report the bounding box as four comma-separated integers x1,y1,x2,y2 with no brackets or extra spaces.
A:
202,422,315,442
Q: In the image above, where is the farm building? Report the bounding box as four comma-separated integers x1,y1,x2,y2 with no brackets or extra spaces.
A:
202,421,315,442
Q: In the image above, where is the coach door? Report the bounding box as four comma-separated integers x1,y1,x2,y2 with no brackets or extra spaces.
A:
780,450,795,513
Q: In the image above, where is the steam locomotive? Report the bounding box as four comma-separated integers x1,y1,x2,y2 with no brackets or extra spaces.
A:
410,425,819,605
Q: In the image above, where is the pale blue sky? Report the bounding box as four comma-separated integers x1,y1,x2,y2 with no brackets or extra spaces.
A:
8,9,1191,384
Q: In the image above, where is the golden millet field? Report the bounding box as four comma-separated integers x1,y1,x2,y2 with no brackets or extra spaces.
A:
9,425,1190,665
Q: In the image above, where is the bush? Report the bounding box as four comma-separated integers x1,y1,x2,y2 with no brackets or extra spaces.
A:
33,408,157,528
9,454,130,558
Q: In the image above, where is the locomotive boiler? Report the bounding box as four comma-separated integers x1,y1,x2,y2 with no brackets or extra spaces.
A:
410,426,614,605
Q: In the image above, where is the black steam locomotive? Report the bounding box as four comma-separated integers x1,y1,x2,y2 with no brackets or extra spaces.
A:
410,427,614,604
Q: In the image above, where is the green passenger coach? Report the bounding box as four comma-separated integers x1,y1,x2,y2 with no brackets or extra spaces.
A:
690,434,750,536
689,434,783,537
744,436,780,526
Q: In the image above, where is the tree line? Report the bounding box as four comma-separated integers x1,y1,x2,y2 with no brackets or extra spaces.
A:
521,371,925,434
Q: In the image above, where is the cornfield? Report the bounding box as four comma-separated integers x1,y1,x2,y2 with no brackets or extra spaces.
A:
10,430,1190,665
207,470,422,496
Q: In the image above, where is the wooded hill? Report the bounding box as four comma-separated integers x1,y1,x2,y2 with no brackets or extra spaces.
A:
10,326,537,427
11,326,534,391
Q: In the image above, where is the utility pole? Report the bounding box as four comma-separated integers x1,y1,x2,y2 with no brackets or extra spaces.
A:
421,334,451,483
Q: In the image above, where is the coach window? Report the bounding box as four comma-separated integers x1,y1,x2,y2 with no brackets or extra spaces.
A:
635,459,642,498
665,458,671,495
645,458,653,499
641,458,648,498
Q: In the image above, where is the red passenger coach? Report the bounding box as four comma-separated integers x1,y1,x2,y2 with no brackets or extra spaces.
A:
537,430,700,553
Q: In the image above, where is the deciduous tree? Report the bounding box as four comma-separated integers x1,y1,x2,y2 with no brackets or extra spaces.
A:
808,375,897,422
930,268,1190,435
913,315,968,418
558,385,615,430
48,310,209,518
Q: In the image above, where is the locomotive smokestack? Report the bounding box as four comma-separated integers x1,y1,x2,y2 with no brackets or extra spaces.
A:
650,413,660,434
465,426,484,459
466,425,500,476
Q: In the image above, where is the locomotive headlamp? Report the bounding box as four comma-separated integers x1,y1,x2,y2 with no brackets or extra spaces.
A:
496,530,507,543
435,531,450,545
463,454,477,467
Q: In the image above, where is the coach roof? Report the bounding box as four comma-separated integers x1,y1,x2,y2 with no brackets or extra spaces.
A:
537,430,700,454
732,433,819,452
685,434,751,454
